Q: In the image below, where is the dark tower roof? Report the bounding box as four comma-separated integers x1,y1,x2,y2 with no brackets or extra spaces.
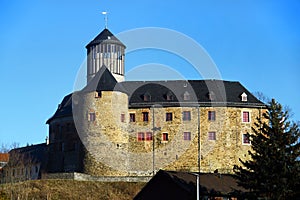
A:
86,28,125,49
83,65,127,93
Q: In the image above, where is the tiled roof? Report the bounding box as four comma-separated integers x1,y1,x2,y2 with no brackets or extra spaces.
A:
0,153,9,162
47,68,265,123
121,79,265,108
134,170,247,199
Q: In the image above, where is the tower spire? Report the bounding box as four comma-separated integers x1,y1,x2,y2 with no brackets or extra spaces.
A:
101,11,108,29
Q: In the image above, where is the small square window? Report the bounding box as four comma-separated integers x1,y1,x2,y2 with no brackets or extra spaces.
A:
183,111,191,121
183,132,191,140
208,132,216,140
143,112,149,122
129,113,136,122
146,132,153,141
242,111,250,123
137,132,144,141
88,112,96,121
121,113,125,122
242,133,251,145
208,111,216,121
166,112,173,121
162,133,169,141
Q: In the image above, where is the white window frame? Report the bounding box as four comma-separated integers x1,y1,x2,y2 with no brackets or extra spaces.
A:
241,92,248,102
208,131,216,141
242,133,251,145
241,110,251,123
183,132,191,141
162,132,169,143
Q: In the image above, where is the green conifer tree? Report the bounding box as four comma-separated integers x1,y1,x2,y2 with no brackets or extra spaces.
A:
234,99,300,199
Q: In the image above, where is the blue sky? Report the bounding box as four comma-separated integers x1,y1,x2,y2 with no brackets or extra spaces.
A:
0,0,299,146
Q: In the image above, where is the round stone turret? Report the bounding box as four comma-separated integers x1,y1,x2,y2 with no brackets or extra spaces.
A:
86,29,126,83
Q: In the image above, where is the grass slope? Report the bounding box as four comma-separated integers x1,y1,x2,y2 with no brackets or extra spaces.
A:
0,180,145,200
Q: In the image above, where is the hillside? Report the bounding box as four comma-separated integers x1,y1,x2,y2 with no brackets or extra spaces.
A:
0,180,145,200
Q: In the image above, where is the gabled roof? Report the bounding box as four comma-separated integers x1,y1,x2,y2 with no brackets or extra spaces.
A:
86,28,125,48
134,170,247,200
8,143,47,166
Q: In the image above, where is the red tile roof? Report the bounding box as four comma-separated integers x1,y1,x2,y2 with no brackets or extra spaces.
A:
0,153,9,162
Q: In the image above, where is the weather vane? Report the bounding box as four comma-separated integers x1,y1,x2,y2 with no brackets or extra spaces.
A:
102,11,108,28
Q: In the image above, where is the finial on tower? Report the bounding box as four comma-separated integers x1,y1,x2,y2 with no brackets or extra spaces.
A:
101,11,108,29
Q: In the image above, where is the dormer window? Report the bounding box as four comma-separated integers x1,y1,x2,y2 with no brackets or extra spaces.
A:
143,92,151,101
241,92,248,102
208,91,215,101
183,91,190,101
166,91,174,101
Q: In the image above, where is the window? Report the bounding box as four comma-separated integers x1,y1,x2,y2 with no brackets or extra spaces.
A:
183,132,191,140
183,91,190,100
242,111,250,123
183,111,191,121
143,93,151,101
143,112,149,122
242,133,251,145
208,132,216,140
137,132,152,141
120,114,125,122
166,112,173,121
88,112,96,121
166,92,174,101
162,133,169,141
129,113,136,122
241,92,248,102
208,111,216,121
137,132,144,141
146,132,153,141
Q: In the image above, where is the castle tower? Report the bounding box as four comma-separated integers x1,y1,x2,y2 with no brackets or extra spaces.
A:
86,29,126,83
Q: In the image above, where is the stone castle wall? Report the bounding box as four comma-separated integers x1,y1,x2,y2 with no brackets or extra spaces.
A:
80,91,264,176
80,91,130,176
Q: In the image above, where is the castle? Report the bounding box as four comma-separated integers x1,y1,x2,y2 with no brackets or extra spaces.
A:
1,28,266,182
